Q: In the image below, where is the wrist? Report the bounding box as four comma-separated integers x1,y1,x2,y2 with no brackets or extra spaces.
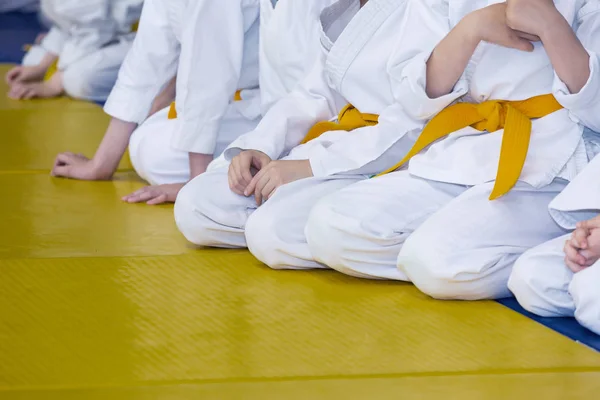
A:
539,10,570,42
304,159,314,178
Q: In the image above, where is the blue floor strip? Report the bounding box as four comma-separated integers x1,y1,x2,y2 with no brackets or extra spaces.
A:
1,10,598,352
499,298,600,351
0,12,42,63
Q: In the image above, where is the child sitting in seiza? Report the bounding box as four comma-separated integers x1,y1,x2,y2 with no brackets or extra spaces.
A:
174,0,444,269
301,0,600,300
509,148,600,335
5,0,142,102
50,0,262,205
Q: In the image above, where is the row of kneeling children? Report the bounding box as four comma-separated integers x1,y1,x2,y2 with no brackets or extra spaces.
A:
5,0,600,335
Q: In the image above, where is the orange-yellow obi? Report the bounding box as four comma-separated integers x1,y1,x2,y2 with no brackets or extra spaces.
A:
168,90,243,120
301,104,379,144
302,95,563,200
376,94,563,200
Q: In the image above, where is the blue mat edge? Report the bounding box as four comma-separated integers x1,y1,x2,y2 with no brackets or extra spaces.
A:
498,298,600,351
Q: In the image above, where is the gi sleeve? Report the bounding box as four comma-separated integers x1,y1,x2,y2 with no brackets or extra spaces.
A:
393,0,466,122
40,26,68,56
103,0,180,124
170,0,258,154
224,48,338,161
553,1,600,132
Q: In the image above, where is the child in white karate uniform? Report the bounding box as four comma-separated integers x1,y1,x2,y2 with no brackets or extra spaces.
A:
174,0,439,269
302,0,600,300
5,0,142,102
51,0,262,206
509,148,600,335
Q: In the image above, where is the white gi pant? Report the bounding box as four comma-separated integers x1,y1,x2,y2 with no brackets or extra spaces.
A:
509,235,600,335
304,171,568,300
175,168,365,269
130,105,261,186
21,38,133,102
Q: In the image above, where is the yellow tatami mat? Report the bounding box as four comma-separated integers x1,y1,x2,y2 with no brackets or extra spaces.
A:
1,64,600,399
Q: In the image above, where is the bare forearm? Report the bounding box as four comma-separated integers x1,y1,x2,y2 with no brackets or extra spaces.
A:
149,75,177,116
38,52,58,70
426,19,479,98
92,118,138,178
189,152,214,179
542,14,590,94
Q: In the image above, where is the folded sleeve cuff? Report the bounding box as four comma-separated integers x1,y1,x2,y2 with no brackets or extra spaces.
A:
553,51,600,113
40,27,66,56
397,51,467,121
170,119,221,154
104,83,154,124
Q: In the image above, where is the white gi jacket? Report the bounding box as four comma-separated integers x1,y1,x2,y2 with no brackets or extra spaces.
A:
226,0,442,178
401,0,600,189
104,0,261,155
258,0,338,113
39,0,143,69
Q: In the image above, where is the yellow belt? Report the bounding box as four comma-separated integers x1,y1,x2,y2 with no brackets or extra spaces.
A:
168,90,244,120
302,104,379,144
44,59,59,81
377,94,563,200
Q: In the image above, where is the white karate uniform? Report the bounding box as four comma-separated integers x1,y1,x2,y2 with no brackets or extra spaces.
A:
175,0,438,269
0,0,38,12
21,0,143,102
509,147,600,335
304,0,600,300
116,0,262,186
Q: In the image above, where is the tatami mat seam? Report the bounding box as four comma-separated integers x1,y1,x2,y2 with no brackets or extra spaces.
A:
3,366,600,393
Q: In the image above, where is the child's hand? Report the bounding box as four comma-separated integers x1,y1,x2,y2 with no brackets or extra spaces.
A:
122,183,185,205
572,216,600,268
466,3,538,52
228,150,271,196
4,65,46,86
506,0,562,39
245,159,313,206
51,153,112,181
564,228,590,273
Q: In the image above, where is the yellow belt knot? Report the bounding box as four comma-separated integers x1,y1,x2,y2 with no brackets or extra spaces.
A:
377,94,564,200
302,104,379,144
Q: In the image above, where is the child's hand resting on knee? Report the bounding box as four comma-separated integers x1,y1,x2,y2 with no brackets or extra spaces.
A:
228,150,271,195
244,159,313,206
564,215,600,272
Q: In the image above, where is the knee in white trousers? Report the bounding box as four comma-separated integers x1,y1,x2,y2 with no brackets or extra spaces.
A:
246,177,361,270
508,235,575,317
399,181,565,301
305,198,388,279
245,206,292,270
571,265,600,335
174,169,249,248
